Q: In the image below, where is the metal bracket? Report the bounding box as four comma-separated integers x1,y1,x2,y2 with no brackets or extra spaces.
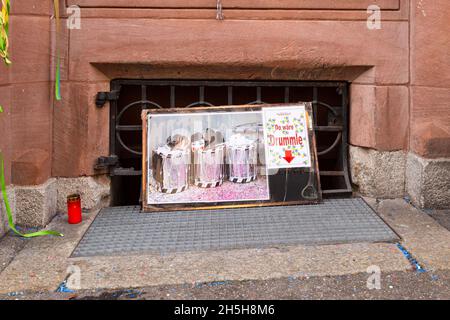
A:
95,155,119,171
96,90,120,108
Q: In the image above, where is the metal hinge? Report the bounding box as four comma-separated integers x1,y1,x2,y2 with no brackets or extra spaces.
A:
95,90,120,108
94,155,119,172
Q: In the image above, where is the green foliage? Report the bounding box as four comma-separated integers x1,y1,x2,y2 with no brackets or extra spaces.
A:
0,0,11,65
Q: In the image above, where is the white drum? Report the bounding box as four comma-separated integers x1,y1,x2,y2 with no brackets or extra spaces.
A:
151,138,190,194
226,134,258,183
192,144,226,188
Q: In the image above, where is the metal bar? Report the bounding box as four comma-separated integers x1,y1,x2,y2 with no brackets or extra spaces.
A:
341,84,352,192
256,87,262,103
313,87,318,125
109,83,120,157
170,86,175,108
141,85,147,109
322,189,353,194
112,168,143,176
314,126,343,132
320,171,345,176
199,86,205,103
109,82,120,205
116,125,142,131
228,86,233,105
284,87,290,103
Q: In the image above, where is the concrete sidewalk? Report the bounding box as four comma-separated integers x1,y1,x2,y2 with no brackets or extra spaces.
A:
0,198,449,297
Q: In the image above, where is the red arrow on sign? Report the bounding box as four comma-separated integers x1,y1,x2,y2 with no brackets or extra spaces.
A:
283,150,295,163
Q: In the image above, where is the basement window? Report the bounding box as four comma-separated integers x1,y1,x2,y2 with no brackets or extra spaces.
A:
105,80,351,206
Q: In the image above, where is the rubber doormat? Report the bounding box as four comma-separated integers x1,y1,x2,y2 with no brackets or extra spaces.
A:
71,198,399,257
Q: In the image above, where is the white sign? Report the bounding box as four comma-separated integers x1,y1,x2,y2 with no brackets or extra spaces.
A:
262,105,312,169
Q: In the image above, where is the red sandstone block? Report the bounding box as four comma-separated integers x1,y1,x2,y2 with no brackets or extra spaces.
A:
374,86,409,151
350,85,376,148
52,82,81,178
410,86,450,158
0,63,10,86
52,82,110,177
410,0,450,88
78,8,408,22
68,19,409,84
9,16,51,84
10,0,52,16
84,84,110,174
350,84,408,151
9,82,52,185
50,17,69,82
0,86,12,185
68,0,401,10
11,148,51,185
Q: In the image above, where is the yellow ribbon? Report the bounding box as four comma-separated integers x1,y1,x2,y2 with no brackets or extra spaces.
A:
0,0,11,65
0,0,10,113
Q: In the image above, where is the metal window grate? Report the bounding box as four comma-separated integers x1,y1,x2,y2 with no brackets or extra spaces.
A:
71,198,398,257
102,80,351,206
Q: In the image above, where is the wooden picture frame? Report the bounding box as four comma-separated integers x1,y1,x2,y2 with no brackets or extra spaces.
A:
142,104,322,212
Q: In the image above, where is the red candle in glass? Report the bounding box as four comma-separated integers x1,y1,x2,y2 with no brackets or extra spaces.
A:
67,194,82,224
